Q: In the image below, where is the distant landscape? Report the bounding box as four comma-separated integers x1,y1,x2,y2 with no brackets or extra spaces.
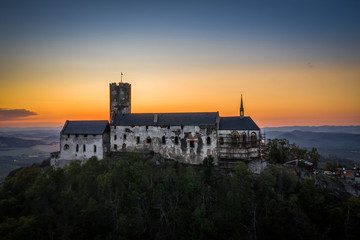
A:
0,125,359,183
0,127,61,183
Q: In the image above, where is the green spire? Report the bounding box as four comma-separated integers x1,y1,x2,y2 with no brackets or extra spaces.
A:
240,94,244,118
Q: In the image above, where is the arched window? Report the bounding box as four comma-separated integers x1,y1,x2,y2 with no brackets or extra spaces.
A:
175,136,179,145
83,144,86,152
242,132,247,147
231,131,240,146
219,137,224,145
76,144,79,152
64,144,69,150
162,136,166,144
114,144,118,150
136,137,140,144
93,145,97,153
146,137,151,144
251,132,257,147
206,136,211,145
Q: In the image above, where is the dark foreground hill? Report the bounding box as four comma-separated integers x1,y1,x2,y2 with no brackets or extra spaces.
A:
1,153,360,240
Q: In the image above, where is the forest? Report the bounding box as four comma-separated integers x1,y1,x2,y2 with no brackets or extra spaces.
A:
0,141,360,240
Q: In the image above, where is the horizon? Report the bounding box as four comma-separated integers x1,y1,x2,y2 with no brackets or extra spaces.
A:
1,1,359,128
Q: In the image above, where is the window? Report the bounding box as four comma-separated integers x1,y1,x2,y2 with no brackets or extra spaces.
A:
206,136,211,145
175,136,179,144
114,126,116,129
137,137,140,144
76,144,79,152
114,144,118,150
251,132,257,147
114,135,117,140
76,134,79,138
146,137,151,144
231,131,240,146
190,140,195,148
84,134,88,137
181,125,184,130
146,126,149,130
64,144,69,150
92,134,96,137
219,137,224,145
94,145,97,153
67,134,70,138
122,143,126,149
162,136,166,144
242,132,247,147
167,126,170,130
123,134,127,140
83,144,86,152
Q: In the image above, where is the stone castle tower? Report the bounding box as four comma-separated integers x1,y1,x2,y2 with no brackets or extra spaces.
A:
110,82,131,123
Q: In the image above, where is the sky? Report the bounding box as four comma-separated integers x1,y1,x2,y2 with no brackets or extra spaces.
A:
0,0,359,127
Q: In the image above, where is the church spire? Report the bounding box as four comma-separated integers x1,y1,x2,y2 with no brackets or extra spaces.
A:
240,94,244,118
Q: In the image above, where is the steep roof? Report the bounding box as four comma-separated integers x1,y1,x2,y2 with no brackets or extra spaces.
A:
61,120,109,135
113,112,218,126
219,116,260,130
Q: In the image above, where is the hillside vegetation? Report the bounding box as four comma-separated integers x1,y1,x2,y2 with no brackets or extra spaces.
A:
0,152,360,240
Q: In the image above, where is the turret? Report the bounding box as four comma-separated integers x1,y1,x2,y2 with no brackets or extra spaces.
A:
240,94,244,118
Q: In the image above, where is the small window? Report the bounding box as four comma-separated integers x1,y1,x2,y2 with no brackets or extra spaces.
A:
162,136,166,144
146,126,149,130
114,135,117,140
122,143,126,149
167,126,170,130
114,126,116,129
219,137,224,145
83,145,86,152
190,140,195,148
181,126,184,130
146,137,151,144
92,134,96,137
67,134,70,138
114,144,118,150
76,144,79,152
84,134,88,137
64,144,69,150
206,137,211,145
137,137,140,144
94,145,97,153
76,134,79,138
175,136,179,145
123,134,127,140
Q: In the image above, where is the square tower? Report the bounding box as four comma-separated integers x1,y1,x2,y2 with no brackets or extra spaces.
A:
110,82,131,123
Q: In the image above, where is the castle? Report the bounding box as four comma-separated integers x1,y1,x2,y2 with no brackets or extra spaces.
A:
51,82,263,167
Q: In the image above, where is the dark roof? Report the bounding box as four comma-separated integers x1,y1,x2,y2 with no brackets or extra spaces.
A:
113,112,218,126
61,120,109,134
219,116,260,130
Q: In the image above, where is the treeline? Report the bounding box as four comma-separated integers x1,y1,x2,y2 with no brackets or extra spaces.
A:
266,138,321,167
0,153,360,240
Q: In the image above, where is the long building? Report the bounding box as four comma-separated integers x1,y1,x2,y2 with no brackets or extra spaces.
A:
51,82,263,167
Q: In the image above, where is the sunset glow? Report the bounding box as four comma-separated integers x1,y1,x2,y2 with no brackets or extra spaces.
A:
1,1,359,127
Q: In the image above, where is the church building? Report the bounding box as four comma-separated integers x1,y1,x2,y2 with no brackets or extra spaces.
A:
51,81,262,167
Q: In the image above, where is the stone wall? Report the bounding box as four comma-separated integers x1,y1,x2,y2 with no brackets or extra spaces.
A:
111,125,218,164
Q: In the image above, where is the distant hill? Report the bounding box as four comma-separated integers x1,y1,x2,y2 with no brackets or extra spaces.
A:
263,125,360,134
266,130,360,161
0,136,45,149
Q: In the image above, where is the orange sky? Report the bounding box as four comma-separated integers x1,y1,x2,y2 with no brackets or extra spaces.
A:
1,62,359,128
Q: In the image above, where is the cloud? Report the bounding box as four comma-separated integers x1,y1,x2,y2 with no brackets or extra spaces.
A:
0,108,38,121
